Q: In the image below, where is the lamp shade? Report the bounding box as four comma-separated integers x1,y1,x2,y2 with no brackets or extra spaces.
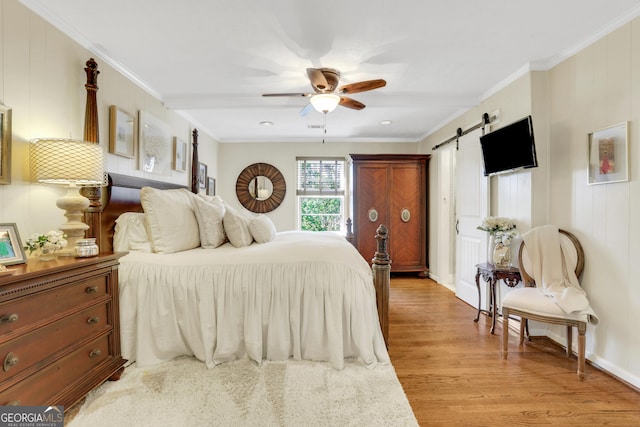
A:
310,93,341,113
30,138,105,185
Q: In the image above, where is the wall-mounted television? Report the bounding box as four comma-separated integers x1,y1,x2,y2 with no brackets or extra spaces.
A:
479,115,537,176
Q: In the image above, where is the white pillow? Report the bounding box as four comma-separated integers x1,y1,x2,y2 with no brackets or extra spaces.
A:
223,205,254,247
113,212,152,252
192,196,226,248
249,215,277,244
140,187,200,253
199,194,225,208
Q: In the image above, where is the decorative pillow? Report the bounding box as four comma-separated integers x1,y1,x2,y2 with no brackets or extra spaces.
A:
192,196,226,248
249,215,277,244
223,205,254,248
140,187,200,253
199,194,225,208
113,212,152,252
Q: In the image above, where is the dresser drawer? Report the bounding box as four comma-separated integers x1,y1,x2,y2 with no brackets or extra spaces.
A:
0,334,112,407
0,304,109,385
0,275,108,337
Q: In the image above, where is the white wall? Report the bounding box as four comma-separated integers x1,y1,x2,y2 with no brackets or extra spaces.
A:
0,0,218,240
422,17,640,388
218,141,418,231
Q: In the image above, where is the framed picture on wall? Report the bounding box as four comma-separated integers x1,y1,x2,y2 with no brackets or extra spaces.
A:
588,122,628,185
0,104,12,185
138,110,172,175
172,137,187,172
198,162,207,189
0,223,26,266
109,106,135,158
207,177,216,196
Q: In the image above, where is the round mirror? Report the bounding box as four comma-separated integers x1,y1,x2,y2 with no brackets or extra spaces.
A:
236,163,286,213
249,176,273,201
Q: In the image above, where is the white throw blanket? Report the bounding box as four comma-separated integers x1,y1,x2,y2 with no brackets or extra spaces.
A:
522,225,599,325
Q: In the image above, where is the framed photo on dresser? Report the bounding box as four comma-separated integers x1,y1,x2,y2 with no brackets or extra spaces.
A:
0,223,26,266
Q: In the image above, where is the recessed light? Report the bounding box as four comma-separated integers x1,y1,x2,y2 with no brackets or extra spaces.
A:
259,121,274,127
380,120,392,126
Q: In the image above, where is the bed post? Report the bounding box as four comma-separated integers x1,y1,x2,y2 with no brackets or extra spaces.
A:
82,57,103,242
345,218,354,245
372,224,391,346
191,129,199,194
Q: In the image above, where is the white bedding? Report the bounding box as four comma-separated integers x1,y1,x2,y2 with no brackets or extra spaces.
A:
118,230,389,369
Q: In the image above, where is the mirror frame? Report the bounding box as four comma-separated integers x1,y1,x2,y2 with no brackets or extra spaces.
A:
236,163,286,213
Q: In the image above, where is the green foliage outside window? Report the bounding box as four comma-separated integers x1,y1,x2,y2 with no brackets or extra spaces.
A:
300,197,342,231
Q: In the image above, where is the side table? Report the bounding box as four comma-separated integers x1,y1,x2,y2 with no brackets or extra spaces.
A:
474,262,521,334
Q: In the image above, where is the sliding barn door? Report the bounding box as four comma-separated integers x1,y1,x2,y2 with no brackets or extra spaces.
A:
455,127,490,308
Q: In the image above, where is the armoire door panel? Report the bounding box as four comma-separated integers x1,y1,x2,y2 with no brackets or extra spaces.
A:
354,165,388,264
389,165,424,268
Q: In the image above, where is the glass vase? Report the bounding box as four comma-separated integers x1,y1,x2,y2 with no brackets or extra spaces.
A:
492,242,512,269
37,249,56,261
487,233,496,264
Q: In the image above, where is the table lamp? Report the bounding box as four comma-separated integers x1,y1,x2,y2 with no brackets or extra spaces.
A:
30,138,105,254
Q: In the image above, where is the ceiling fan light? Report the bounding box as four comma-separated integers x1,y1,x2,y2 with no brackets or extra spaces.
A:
310,93,341,113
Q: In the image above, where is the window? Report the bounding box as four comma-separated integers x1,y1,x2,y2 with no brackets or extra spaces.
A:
296,157,346,232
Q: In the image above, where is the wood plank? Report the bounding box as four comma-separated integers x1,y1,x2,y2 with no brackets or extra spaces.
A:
388,276,640,426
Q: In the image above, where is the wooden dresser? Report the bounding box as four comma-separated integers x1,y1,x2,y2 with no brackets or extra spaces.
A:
0,254,126,410
350,154,430,275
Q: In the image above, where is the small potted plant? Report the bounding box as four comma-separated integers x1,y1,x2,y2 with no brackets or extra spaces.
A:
24,230,68,261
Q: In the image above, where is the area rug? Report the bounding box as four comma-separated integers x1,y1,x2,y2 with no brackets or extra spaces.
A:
67,356,418,426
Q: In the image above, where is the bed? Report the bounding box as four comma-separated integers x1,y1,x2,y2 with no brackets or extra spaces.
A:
93,172,391,370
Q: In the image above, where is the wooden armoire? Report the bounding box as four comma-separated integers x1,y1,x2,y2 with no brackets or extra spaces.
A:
350,154,429,275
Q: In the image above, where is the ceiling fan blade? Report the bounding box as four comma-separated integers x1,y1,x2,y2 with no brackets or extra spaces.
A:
307,68,329,92
339,96,366,110
299,103,314,117
337,79,386,95
262,93,311,97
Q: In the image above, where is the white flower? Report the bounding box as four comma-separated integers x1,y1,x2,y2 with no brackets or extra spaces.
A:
24,230,68,255
477,216,516,234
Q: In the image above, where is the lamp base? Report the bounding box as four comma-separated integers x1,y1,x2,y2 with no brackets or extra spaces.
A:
56,184,90,254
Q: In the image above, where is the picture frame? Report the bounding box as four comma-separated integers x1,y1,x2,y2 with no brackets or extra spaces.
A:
109,106,135,158
588,122,629,185
172,137,187,172
0,104,12,185
207,177,216,196
0,223,26,266
198,162,207,189
138,110,172,175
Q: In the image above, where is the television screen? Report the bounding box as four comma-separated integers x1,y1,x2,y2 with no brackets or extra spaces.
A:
479,115,537,176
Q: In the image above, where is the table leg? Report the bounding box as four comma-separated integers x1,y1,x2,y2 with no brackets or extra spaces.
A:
490,278,497,334
474,270,481,322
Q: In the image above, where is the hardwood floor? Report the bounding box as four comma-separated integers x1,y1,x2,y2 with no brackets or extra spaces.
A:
387,276,640,426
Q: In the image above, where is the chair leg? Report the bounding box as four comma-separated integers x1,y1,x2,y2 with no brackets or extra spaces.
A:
577,323,586,380
566,325,573,357
502,309,509,359
519,317,526,345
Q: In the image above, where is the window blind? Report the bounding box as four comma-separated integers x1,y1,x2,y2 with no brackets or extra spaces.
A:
296,157,345,196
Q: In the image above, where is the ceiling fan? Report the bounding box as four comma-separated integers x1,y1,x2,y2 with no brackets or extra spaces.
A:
262,68,386,116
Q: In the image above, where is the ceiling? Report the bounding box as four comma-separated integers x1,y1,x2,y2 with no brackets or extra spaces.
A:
21,0,640,144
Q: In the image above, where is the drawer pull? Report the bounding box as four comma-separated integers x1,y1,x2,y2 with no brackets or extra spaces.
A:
87,316,100,324
3,352,18,372
86,286,98,294
0,313,18,324
89,349,101,359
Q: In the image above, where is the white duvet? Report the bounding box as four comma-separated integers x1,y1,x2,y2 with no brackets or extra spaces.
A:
118,231,389,369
